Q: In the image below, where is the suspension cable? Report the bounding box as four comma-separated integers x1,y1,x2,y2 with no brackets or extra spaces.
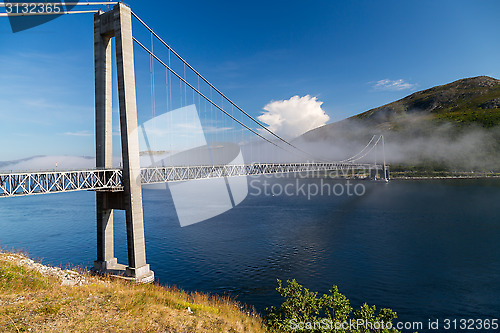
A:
348,135,382,162
130,10,315,156
339,135,376,163
133,37,295,154
133,37,331,162
135,34,379,164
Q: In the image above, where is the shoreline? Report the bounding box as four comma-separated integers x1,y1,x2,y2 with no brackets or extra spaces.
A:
294,174,500,181
389,175,500,180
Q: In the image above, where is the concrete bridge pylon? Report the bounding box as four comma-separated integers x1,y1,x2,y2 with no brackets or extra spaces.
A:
93,3,154,283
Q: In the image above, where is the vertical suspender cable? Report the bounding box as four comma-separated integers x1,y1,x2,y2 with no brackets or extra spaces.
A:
150,32,155,148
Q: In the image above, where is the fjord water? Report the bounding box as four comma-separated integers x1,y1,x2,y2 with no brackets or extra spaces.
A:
1,178,499,331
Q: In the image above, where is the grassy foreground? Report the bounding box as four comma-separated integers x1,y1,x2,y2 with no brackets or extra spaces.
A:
0,252,265,332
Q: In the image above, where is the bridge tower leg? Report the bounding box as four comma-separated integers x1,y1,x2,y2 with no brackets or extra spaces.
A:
94,10,116,272
93,3,154,283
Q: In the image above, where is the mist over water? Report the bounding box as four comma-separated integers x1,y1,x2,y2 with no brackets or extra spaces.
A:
296,115,500,170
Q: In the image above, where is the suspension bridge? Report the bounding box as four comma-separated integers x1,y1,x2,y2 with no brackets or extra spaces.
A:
0,2,388,283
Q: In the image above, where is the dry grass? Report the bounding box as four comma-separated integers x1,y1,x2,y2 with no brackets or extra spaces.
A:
0,252,267,332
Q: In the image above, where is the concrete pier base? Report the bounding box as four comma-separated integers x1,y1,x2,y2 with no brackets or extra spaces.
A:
93,258,117,271
92,261,154,284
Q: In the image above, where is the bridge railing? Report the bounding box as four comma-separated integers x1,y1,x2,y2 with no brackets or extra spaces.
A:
0,162,381,197
0,169,123,197
140,162,377,184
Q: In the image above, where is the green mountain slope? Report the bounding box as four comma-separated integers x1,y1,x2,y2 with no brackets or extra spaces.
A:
353,75,500,128
298,76,500,172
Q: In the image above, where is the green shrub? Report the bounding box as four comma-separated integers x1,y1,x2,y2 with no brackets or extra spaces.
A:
265,279,406,333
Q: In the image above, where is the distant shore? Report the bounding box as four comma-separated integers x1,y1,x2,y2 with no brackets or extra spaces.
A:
389,172,500,180
299,170,500,181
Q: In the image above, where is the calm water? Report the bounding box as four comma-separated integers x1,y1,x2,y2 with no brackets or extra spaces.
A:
1,177,499,331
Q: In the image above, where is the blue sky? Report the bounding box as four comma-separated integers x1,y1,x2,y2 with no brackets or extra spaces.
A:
1,0,500,160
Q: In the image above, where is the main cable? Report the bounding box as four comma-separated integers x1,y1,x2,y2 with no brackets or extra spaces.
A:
348,135,382,162
133,37,306,158
339,135,376,163
130,10,324,161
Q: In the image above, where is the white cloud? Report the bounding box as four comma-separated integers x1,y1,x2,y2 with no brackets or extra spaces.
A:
373,79,416,91
258,95,330,140
63,130,92,137
203,126,233,133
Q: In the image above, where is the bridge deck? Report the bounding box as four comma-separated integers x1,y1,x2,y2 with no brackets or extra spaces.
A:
0,162,378,197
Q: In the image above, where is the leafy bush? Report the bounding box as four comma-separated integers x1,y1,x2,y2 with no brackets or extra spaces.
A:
265,279,405,333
